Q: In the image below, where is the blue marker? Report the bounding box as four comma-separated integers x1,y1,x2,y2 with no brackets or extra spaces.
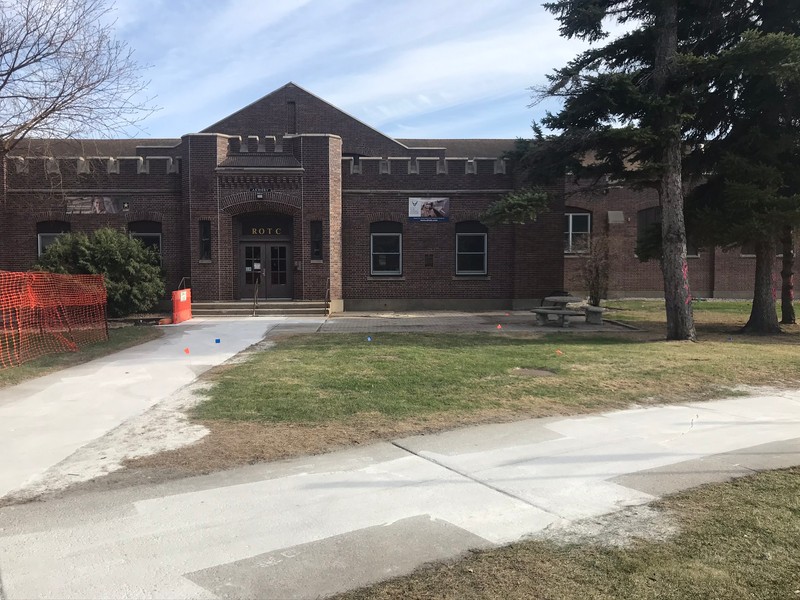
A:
215,338,221,344
367,336,372,342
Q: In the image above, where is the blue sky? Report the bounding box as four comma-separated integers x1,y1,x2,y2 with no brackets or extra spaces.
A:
111,0,593,140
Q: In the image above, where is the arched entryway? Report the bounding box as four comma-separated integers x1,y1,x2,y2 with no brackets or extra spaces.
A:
235,213,293,299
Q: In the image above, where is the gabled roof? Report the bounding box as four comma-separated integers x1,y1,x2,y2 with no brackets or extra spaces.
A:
8,138,181,157
201,82,408,157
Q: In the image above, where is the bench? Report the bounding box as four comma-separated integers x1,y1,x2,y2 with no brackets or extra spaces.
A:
584,305,605,325
531,308,583,328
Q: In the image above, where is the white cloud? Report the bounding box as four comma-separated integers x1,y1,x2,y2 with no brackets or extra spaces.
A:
111,0,604,137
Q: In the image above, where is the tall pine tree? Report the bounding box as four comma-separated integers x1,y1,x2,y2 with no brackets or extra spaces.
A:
533,0,697,340
682,2,800,333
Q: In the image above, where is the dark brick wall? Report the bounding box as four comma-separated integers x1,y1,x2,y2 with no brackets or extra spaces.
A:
182,134,229,300
562,183,793,298
291,135,341,302
0,153,183,294
340,187,564,307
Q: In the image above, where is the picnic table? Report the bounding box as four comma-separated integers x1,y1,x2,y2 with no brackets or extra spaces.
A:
543,295,583,308
530,295,608,328
531,296,584,328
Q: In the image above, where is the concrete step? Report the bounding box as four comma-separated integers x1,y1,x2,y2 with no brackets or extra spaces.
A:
191,301,328,317
192,308,327,317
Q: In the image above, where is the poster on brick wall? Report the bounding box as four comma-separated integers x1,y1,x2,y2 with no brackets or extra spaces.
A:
66,197,126,214
409,197,449,222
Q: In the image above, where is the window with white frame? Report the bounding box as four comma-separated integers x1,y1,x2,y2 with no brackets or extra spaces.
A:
455,221,488,275
37,221,70,256
370,221,402,275
564,211,591,254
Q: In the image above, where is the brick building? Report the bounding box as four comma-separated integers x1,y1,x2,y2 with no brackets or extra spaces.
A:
0,83,771,309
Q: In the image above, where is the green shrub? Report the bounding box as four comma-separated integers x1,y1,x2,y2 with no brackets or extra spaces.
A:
35,228,165,317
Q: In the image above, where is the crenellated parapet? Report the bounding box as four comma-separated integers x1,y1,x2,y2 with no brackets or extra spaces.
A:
6,155,182,176
341,156,508,176
226,135,285,154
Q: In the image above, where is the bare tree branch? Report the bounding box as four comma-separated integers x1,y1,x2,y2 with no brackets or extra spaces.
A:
0,0,155,153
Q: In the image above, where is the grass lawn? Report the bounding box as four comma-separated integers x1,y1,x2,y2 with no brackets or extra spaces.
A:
603,298,788,333
194,325,800,424
339,467,800,600
0,326,162,389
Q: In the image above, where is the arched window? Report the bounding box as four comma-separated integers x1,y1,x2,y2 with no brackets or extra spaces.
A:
128,221,162,256
370,221,402,276
564,208,591,254
36,221,70,256
455,221,488,275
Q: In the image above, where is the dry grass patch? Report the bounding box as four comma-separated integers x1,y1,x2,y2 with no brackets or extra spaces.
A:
339,467,800,600
125,407,567,478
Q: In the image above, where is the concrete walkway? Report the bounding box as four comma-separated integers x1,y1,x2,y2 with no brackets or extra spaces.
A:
0,317,324,500
0,391,798,599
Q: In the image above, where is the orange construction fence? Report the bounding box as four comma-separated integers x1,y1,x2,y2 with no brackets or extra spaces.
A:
0,271,108,368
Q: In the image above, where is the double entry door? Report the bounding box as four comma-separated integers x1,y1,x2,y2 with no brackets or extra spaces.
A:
240,243,292,299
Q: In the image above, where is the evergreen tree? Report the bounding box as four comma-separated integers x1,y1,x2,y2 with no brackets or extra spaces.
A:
512,0,800,336
529,0,697,340
683,2,800,333
35,228,165,317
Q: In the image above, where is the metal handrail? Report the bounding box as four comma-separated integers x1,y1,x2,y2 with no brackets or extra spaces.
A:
178,277,191,290
252,272,260,316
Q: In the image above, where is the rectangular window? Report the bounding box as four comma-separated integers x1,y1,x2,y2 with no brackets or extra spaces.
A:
310,221,323,260
131,233,161,256
456,233,487,274
564,213,591,254
637,207,699,257
199,220,211,261
37,233,63,256
371,233,402,275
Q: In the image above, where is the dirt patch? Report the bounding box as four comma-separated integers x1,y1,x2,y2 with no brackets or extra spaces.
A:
1,382,211,506
510,367,556,377
124,409,549,476
533,504,678,548
17,405,583,503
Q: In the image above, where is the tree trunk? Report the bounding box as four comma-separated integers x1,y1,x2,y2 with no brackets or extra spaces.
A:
654,0,696,341
742,238,782,334
780,224,795,324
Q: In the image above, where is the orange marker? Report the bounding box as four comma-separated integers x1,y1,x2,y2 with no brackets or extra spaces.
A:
555,349,563,356
184,347,190,354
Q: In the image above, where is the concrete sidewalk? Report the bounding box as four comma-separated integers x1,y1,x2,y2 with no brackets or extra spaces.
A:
0,392,798,599
0,317,324,500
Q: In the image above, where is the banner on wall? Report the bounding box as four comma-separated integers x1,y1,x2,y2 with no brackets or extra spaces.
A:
409,197,449,222
66,197,128,214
